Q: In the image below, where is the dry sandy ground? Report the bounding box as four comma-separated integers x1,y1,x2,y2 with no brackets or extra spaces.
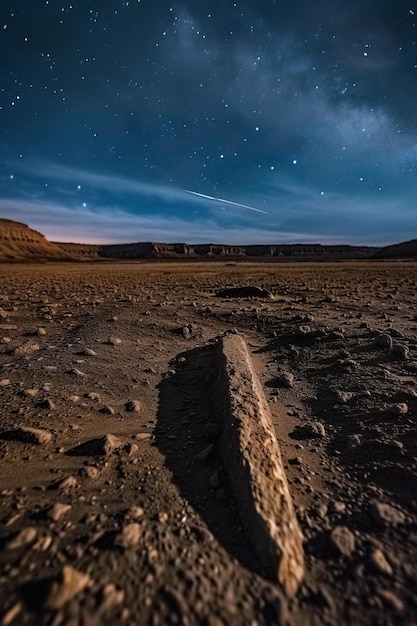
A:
0,261,416,626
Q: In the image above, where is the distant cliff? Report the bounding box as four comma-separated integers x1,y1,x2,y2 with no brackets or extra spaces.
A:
0,217,380,261
0,219,69,260
373,239,417,259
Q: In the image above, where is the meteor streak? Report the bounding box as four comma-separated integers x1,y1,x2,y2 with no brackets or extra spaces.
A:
184,189,268,214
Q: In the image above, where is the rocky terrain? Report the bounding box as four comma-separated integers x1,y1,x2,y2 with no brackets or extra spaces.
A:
0,260,416,625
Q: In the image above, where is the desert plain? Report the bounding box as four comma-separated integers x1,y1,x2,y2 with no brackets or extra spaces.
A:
0,260,416,625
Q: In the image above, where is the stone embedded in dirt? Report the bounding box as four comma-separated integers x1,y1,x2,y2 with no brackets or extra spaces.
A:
335,390,353,403
66,367,87,377
49,503,72,522
6,527,38,550
216,286,273,299
45,565,91,610
33,536,53,552
55,475,78,492
86,392,100,401
115,522,143,548
330,526,355,557
125,399,141,413
378,590,404,614
291,422,326,440
0,307,8,319
390,343,410,360
158,511,169,524
37,327,47,336
101,434,124,456
374,334,393,350
99,583,125,613
182,325,191,339
373,502,406,526
99,404,115,415
276,371,295,388
81,347,97,357
0,378,10,386
126,506,144,520
370,548,393,575
107,336,121,346
22,388,39,397
124,442,139,456
383,403,408,418
1,602,22,625
14,342,39,357
79,465,100,480
8,426,52,445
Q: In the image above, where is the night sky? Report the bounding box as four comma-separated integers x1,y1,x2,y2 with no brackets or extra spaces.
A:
1,1,416,245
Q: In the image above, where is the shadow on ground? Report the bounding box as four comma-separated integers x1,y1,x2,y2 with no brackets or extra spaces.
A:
155,342,265,578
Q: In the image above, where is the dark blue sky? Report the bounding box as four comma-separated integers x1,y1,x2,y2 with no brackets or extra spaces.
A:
1,1,416,244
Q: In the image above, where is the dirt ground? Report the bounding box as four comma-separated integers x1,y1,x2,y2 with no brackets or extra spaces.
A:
0,261,416,626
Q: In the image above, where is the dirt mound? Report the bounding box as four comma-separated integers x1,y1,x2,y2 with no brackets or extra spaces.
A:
0,219,68,261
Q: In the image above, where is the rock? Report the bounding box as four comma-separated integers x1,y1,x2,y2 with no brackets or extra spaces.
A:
291,422,326,440
0,307,8,319
22,388,39,397
391,343,409,360
14,342,39,357
370,548,393,575
158,512,169,523
45,566,91,609
372,502,406,526
6,527,37,550
81,347,97,357
36,398,55,410
115,522,143,548
80,466,100,480
383,403,408,418
49,503,72,522
125,399,141,413
1,603,22,626
107,337,121,346
374,334,393,350
10,426,52,445
276,371,295,389
68,434,123,457
124,442,139,456
0,379,10,387
86,392,100,401
37,327,47,336
330,526,355,557
99,584,125,613
378,590,404,614
182,325,191,339
66,368,87,377
55,475,78,492
32,536,53,552
99,404,115,415
126,506,144,520
335,390,353,403
346,434,362,450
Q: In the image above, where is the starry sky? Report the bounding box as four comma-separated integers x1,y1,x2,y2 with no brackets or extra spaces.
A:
1,1,416,245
